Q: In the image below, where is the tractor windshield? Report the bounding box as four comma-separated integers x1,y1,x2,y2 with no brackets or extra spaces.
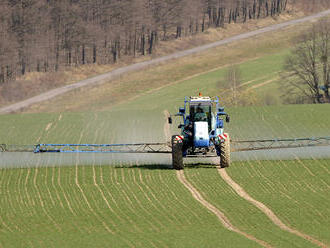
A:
190,103,211,122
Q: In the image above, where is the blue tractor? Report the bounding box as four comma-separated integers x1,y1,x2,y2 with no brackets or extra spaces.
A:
168,95,230,170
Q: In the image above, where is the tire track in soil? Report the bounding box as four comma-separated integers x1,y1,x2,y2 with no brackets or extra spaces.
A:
217,167,327,248
176,170,271,248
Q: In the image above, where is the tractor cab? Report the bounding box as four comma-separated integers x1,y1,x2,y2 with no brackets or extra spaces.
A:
188,97,213,148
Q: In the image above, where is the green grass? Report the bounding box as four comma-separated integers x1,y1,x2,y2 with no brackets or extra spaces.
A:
0,165,257,247
112,50,289,112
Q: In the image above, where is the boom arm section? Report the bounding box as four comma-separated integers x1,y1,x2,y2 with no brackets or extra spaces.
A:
1,137,329,153
34,143,172,154
231,137,330,152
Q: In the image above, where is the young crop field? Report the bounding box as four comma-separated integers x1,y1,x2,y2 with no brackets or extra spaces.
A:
184,160,330,247
226,159,330,244
0,104,329,146
0,103,329,247
0,165,260,247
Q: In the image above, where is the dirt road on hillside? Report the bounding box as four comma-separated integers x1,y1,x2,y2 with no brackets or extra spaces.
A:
1,9,330,114
217,167,327,248
176,170,272,248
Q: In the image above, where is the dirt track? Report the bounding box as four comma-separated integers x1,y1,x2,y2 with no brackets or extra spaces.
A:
1,10,330,114
217,167,327,248
176,170,272,248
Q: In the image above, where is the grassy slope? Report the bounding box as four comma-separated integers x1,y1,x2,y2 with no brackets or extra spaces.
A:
24,20,313,113
0,9,306,109
0,166,257,248
114,50,287,109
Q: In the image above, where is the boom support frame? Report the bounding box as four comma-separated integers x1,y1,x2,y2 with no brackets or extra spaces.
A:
1,137,329,153
231,137,330,152
34,143,172,154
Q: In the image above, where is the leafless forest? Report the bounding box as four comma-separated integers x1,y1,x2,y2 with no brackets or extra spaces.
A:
283,17,330,104
0,0,328,87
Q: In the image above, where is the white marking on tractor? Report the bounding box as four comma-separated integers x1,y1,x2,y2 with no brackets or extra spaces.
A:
218,133,228,140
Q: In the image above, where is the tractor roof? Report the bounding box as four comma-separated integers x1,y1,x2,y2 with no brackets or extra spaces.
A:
189,96,212,102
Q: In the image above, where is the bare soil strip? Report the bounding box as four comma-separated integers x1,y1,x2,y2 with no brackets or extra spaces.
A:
217,167,327,248
1,10,330,114
247,77,280,90
176,170,271,248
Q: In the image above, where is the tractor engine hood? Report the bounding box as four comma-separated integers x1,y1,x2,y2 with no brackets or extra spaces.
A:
194,122,210,147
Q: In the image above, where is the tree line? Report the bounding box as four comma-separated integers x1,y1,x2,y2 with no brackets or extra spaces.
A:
283,17,330,104
0,0,293,85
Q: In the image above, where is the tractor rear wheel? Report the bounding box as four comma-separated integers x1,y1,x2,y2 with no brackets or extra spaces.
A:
220,134,230,168
172,135,184,170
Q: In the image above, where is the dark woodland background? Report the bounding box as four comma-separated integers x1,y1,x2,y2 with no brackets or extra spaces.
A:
0,0,328,86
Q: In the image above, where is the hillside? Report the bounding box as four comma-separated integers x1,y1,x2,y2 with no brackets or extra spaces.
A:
20,16,314,113
2,9,330,112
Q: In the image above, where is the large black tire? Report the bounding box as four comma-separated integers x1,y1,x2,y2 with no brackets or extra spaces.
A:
172,135,184,170
220,134,230,168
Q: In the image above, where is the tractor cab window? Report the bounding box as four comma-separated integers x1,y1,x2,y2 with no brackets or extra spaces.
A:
190,103,211,123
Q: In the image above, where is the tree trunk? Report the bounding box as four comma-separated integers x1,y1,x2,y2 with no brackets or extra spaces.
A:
176,26,182,38
141,32,145,55
93,43,97,63
0,66,4,84
82,44,85,64
148,31,154,54
202,14,205,32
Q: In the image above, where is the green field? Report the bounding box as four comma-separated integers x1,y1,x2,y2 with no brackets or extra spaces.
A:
0,104,329,247
0,104,329,145
0,165,260,247
227,159,330,243
1,159,329,247
184,160,330,247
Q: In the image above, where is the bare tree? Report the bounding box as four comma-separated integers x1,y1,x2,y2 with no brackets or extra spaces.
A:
283,18,330,104
226,65,242,106
217,65,257,106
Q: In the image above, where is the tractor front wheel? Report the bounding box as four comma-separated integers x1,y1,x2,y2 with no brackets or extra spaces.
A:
220,134,230,168
172,135,184,170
